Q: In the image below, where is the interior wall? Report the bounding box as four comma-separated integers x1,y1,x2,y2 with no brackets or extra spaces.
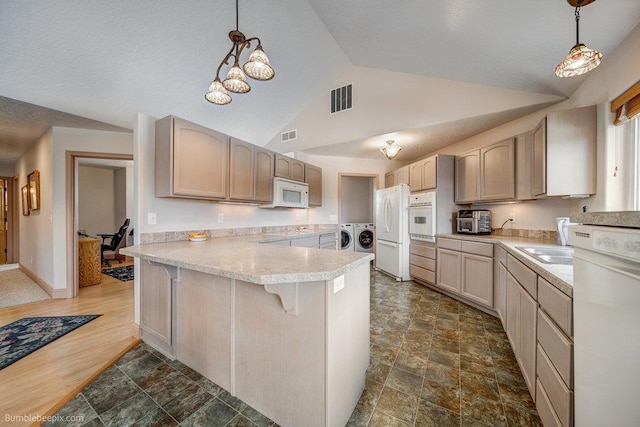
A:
78,166,116,238
0,164,14,176
114,168,127,228
340,176,375,224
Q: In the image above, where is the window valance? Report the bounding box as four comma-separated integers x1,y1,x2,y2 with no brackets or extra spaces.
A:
612,80,640,125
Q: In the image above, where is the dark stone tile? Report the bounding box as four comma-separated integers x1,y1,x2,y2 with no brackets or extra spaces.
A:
241,404,274,427
460,371,500,401
430,336,459,354
495,367,528,390
118,353,165,385
502,402,542,427
46,395,98,427
460,340,492,359
168,359,205,382
196,376,225,397
145,369,197,407
461,416,493,426
424,362,460,387
436,311,459,321
413,309,437,322
420,379,461,413
370,339,400,365
409,317,434,331
218,389,248,413
393,347,429,377
497,382,536,411
368,410,412,426
346,401,374,426
180,398,238,427
162,382,214,423
386,367,423,397
428,346,460,368
83,368,140,415
366,360,392,383
415,399,460,427
436,318,460,331
374,386,419,424
115,343,150,366
99,391,166,427
78,418,104,427
357,379,384,411
226,414,258,426
378,328,406,346
461,393,507,427
460,354,494,377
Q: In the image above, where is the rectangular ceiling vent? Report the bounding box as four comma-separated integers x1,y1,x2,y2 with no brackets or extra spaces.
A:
330,84,353,114
281,129,297,142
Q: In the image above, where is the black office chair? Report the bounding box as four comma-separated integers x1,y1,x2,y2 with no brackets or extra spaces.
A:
98,218,130,267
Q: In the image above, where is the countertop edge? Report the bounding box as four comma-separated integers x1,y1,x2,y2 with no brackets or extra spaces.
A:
436,233,573,297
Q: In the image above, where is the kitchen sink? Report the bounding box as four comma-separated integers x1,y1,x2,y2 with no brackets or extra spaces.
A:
515,246,574,265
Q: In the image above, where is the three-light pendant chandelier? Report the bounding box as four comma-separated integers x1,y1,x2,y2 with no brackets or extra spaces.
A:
205,0,275,105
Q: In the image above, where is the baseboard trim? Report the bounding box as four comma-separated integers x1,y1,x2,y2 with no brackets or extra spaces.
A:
18,264,68,298
131,322,141,339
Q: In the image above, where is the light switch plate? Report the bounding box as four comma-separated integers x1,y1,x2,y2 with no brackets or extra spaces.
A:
148,212,157,225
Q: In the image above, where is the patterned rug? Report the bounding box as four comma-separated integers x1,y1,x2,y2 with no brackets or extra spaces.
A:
102,265,134,282
0,315,101,370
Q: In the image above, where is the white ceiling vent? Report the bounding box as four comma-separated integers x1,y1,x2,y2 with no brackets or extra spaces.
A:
330,84,353,114
281,129,297,142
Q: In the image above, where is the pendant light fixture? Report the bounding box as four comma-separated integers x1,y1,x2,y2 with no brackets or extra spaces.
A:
380,140,402,160
205,0,275,105
555,0,602,78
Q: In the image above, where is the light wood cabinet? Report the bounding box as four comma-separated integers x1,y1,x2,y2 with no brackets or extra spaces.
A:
305,164,322,206
230,139,275,202
140,260,176,358
532,105,596,198
409,156,438,192
436,238,493,308
455,151,480,203
409,240,437,285
455,139,515,203
480,139,515,200
385,165,410,188
156,115,229,200
275,154,305,181
493,246,508,327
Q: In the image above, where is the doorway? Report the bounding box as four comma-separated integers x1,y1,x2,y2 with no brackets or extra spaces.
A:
0,177,16,265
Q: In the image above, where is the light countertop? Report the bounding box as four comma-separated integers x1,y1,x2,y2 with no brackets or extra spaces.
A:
438,233,573,297
121,231,372,285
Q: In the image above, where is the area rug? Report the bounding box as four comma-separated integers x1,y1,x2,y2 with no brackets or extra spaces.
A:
102,265,134,282
0,315,101,370
0,266,51,309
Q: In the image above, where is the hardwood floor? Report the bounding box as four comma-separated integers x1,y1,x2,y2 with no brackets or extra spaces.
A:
0,270,137,426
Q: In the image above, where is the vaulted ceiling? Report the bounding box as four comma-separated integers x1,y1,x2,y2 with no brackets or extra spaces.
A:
1,0,639,164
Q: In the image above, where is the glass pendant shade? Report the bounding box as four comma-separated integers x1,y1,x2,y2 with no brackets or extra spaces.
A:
380,140,401,159
205,77,232,105
555,43,602,77
243,46,275,81
223,64,251,93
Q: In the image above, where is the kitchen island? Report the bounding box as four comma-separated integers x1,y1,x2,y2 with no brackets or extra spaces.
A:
121,232,373,427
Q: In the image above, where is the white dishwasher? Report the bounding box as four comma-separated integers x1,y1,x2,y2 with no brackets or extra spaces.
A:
570,225,640,427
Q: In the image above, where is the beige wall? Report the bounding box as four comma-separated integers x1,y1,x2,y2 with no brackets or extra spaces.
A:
78,166,117,238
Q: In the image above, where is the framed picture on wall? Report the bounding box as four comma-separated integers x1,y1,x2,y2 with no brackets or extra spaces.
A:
22,185,30,216
28,169,40,211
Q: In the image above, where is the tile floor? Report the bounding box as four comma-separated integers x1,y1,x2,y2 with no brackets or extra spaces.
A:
48,269,540,426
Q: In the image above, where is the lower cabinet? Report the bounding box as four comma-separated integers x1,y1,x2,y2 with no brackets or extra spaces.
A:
494,246,508,327
139,260,176,358
436,238,493,309
319,232,337,250
409,240,436,285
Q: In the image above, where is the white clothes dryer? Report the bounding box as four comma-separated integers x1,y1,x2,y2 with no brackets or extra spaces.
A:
354,223,375,253
340,224,355,251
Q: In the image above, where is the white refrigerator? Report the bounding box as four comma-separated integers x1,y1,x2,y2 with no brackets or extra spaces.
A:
374,184,411,281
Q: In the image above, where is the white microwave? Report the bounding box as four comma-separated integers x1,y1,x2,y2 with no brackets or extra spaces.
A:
261,177,309,208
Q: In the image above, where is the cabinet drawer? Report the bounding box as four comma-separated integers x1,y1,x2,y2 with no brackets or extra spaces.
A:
410,243,436,259
461,241,493,257
537,345,573,427
437,237,462,251
410,254,435,271
320,242,337,250
319,233,337,245
495,245,508,266
536,379,563,427
538,277,572,336
507,254,537,298
410,265,435,284
537,309,572,388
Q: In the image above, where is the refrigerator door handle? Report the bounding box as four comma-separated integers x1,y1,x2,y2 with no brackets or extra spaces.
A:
377,240,398,248
384,198,392,233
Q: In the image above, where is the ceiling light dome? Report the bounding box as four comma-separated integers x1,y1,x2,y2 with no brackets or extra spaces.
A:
243,46,275,81
380,140,402,160
205,77,232,105
555,0,602,78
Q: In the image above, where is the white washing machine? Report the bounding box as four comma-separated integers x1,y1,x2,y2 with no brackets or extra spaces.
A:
340,224,355,251
354,223,375,253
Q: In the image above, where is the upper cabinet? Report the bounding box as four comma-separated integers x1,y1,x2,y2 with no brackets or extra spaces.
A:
385,166,409,188
305,164,322,206
229,139,274,202
455,138,516,203
409,156,437,192
532,105,596,198
275,154,305,182
156,116,229,200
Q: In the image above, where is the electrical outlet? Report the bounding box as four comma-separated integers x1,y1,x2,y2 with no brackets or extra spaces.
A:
329,214,338,221
509,212,516,224
148,212,157,225
217,213,224,223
